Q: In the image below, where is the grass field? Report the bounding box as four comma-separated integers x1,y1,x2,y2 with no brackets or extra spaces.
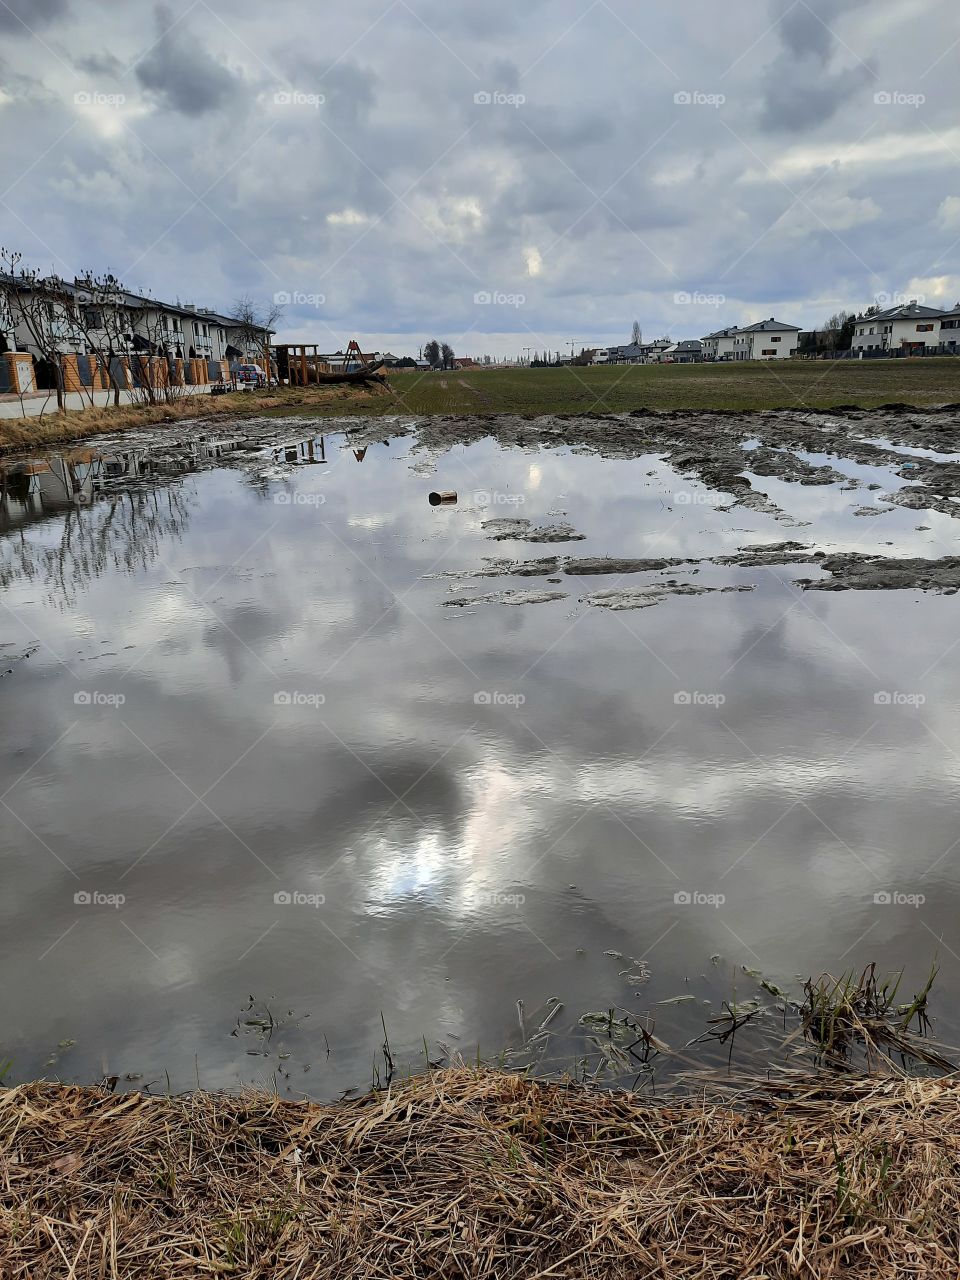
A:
1,359,958,455
277,357,960,418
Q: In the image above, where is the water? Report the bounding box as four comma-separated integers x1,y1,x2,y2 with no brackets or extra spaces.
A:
1,424,958,1094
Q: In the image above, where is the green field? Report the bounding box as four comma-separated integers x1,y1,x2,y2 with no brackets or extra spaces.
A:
278,358,960,418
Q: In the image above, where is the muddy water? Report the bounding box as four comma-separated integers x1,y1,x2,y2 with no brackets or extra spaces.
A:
1,421,959,1094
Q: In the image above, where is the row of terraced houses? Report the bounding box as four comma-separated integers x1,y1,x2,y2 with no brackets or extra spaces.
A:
0,273,272,395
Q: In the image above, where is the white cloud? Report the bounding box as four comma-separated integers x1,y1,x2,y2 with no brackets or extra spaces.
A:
937,196,960,230
327,209,370,227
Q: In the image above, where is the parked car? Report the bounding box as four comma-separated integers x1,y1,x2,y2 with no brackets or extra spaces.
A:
235,363,267,389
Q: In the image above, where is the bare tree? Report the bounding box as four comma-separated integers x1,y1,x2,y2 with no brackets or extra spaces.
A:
440,342,455,370
0,248,79,412
631,320,642,345
232,294,284,386
72,272,138,407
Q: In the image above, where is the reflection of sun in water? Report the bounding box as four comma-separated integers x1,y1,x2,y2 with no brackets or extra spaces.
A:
360,757,535,913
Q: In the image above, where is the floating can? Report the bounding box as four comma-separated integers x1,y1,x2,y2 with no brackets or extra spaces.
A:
429,490,457,506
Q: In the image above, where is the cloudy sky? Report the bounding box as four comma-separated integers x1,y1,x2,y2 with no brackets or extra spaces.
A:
0,0,957,357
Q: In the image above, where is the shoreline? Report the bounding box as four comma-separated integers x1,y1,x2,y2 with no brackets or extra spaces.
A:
2,1065,957,1277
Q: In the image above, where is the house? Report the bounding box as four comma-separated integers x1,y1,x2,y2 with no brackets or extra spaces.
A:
701,326,739,361
939,305,960,353
731,318,800,361
0,270,274,391
670,339,703,363
851,301,954,355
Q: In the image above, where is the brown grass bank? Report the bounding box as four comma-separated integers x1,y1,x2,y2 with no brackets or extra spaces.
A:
0,384,381,456
1,1067,958,1277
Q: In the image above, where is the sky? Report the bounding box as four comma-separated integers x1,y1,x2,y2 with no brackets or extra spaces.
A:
0,0,957,358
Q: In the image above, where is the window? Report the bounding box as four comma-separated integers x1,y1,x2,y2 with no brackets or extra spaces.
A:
771,335,781,342
761,348,777,356
916,323,934,332
84,308,102,329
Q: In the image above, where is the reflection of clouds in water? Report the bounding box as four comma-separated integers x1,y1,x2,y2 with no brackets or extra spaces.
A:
3,431,960,1088
357,759,535,915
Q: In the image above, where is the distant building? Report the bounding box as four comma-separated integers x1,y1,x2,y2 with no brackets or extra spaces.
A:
851,301,957,355
700,326,739,361
731,319,801,361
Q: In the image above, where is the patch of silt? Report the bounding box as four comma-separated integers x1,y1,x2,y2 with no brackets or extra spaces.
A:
343,405,960,533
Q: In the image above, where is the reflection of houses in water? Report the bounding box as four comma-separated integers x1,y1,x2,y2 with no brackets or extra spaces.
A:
270,437,326,466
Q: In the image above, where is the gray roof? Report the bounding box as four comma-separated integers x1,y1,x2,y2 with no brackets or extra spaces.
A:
701,326,739,340
674,339,702,352
734,318,801,334
866,302,952,322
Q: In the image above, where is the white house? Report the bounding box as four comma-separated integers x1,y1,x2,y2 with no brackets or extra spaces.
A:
731,318,801,361
0,274,272,371
851,301,952,355
701,325,739,361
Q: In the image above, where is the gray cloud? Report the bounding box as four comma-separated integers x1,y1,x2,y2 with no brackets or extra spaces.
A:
760,0,876,132
0,0,956,353
0,0,68,32
134,3,244,117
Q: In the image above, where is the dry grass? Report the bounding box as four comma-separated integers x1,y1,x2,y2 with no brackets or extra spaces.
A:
0,384,380,456
2,1067,958,1278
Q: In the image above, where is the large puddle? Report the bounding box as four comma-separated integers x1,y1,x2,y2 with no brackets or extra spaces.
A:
1,414,959,1094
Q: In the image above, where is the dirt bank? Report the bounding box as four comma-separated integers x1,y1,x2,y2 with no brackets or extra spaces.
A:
2,1068,958,1278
